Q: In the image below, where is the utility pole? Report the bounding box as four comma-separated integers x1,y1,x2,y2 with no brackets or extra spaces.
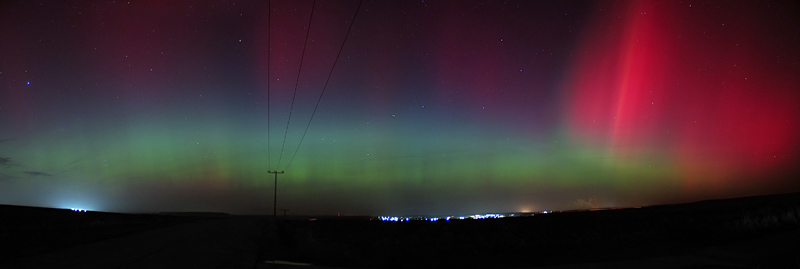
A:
268,170,284,217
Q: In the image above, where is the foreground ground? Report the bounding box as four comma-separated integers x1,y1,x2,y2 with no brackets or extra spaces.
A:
2,192,799,268
1,210,264,268
263,192,800,268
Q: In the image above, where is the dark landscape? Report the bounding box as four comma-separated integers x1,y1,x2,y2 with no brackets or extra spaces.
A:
2,192,799,268
0,205,195,263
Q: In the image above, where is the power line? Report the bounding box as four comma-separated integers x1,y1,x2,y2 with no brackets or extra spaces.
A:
284,0,363,171
266,0,272,171
276,0,317,170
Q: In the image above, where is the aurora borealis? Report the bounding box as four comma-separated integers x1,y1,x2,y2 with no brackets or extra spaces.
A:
1,0,798,215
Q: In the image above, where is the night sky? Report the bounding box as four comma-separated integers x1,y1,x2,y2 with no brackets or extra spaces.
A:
1,0,799,215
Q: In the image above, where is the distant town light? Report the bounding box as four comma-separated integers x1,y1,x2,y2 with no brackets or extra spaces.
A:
378,213,508,222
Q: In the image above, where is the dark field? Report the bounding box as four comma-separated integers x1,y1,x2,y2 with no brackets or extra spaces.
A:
263,193,800,268
0,205,196,263
3,193,800,268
